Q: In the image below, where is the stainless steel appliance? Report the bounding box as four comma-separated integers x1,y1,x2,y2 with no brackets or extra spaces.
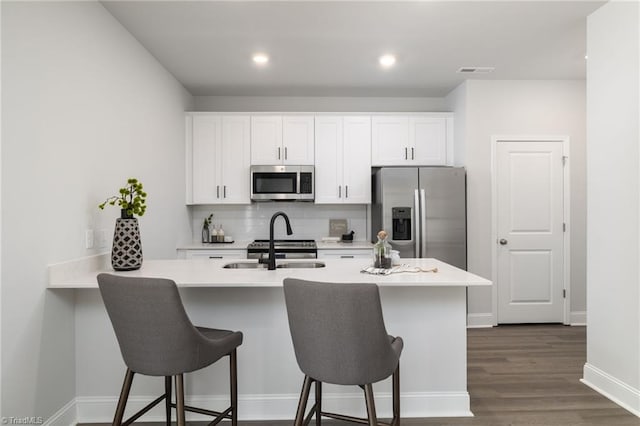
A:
250,165,314,201
371,167,466,269
247,239,317,259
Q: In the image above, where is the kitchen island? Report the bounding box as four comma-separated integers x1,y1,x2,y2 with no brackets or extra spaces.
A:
49,257,490,422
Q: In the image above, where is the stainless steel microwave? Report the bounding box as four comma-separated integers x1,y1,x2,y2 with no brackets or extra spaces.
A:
250,165,314,201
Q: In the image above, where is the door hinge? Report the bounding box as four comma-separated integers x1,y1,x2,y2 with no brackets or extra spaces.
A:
563,289,566,298
563,223,566,232
562,156,568,166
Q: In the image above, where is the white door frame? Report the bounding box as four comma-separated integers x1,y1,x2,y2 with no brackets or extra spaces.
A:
491,135,571,325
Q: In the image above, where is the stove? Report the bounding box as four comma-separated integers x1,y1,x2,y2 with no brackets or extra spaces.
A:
247,239,317,259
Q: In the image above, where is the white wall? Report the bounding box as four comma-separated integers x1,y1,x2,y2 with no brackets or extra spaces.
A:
449,80,587,325
583,0,640,416
445,81,468,167
1,1,193,419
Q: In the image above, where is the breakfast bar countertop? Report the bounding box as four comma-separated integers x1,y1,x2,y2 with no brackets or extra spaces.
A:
48,257,491,289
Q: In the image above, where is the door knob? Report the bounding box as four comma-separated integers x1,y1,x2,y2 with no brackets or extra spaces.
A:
499,238,508,245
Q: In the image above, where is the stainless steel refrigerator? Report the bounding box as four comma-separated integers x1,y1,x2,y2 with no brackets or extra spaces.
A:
371,167,467,269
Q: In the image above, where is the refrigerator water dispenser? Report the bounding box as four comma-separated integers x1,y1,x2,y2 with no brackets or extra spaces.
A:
392,207,412,240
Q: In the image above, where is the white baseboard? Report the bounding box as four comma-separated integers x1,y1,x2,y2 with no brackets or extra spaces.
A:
74,391,472,423
43,399,76,426
570,311,586,325
582,363,640,417
466,312,587,327
467,313,494,328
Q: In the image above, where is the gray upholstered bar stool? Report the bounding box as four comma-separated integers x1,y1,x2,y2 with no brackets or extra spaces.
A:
97,273,243,426
283,278,403,426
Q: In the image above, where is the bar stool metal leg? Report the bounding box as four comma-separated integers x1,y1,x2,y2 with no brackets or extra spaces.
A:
164,376,172,426
315,380,322,426
113,369,134,426
294,375,313,426
392,364,400,426
363,384,378,426
175,374,186,426
230,350,238,426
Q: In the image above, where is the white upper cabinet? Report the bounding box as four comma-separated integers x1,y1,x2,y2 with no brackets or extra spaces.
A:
315,116,371,204
220,116,251,203
251,115,314,165
250,116,282,165
409,116,449,165
186,114,251,205
282,116,315,164
371,114,453,166
371,116,409,165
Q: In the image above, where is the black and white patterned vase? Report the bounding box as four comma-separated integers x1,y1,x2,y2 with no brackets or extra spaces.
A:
111,217,143,271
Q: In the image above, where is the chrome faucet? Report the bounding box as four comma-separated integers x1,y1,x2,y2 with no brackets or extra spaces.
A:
259,211,293,270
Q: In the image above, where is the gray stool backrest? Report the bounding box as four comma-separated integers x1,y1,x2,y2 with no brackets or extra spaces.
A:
283,278,401,385
98,273,214,376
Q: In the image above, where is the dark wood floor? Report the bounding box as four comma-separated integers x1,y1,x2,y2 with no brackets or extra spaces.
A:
86,325,640,426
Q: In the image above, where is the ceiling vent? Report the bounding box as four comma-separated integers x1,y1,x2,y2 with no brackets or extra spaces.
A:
457,67,495,74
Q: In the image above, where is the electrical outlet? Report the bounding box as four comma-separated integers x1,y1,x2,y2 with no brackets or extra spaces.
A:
97,229,109,248
85,229,94,249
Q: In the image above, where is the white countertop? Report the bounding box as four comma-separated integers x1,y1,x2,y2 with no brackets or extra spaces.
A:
49,258,491,289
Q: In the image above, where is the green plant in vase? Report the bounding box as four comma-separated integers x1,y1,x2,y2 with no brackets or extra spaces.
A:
98,178,147,271
99,178,147,218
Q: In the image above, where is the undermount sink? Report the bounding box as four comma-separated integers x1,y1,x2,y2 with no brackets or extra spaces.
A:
276,262,325,269
223,262,266,269
222,261,326,269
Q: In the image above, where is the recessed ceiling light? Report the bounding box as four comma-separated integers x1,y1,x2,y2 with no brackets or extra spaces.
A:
379,54,396,68
253,53,269,65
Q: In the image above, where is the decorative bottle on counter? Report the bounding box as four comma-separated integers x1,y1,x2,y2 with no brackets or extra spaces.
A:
217,225,225,242
373,230,392,269
201,224,210,244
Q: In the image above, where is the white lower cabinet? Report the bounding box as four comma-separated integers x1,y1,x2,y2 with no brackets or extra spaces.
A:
179,249,247,259
314,116,371,204
317,249,371,260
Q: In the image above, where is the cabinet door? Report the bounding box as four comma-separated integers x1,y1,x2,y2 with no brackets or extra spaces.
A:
342,116,371,204
409,116,448,165
371,116,409,166
283,115,314,165
190,115,222,204
220,116,251,204
251,116,282,165
314,116,343,204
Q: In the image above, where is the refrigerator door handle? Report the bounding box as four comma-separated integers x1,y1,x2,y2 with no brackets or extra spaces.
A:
420,189,427,258
414,189,421,258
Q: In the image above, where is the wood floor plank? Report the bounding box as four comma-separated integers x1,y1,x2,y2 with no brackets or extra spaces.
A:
81,324,639,426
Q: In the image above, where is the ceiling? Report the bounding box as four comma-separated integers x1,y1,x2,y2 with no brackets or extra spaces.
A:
101,1,605,97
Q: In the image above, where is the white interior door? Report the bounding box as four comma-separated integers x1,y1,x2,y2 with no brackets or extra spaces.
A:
496,140,566,323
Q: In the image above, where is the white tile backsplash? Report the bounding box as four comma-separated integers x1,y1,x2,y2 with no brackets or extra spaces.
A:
190,203,368,242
